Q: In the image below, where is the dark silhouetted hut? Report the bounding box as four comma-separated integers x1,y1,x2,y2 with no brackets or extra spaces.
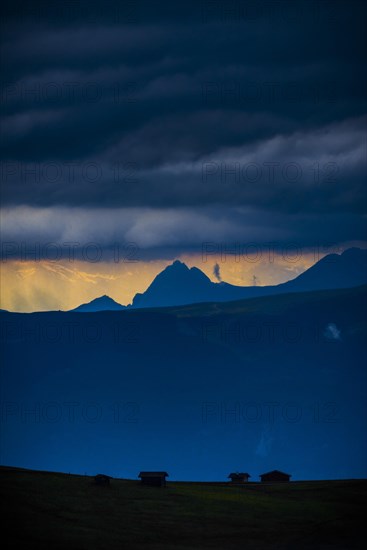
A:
138,471,168,487
259,470,291,483
228,472,251,483
94,474,112,485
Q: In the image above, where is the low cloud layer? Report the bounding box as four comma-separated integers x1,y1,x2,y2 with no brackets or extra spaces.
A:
324,323,342,341
1,205,365,261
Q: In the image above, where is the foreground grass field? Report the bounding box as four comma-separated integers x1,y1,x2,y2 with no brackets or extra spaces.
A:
0,467,365,549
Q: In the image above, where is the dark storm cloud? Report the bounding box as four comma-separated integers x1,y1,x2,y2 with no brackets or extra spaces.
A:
1,205,365,262
2,115,365,215
1,0,366,254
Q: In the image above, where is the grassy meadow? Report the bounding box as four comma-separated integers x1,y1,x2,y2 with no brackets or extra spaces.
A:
0,467,365,549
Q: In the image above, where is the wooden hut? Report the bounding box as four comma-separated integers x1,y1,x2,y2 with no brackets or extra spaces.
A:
228,472,251,483
138,471,168,487
259,470,291,483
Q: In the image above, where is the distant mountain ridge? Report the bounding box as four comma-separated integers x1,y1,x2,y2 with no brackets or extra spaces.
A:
71,295,125,312
130,248,367,309
131,260,216,309
279,247,367,292
69,248,367,311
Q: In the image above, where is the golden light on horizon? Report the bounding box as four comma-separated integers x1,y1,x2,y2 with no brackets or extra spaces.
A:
0,251,322,313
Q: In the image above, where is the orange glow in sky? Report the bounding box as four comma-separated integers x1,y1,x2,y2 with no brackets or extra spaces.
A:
1,251,323,312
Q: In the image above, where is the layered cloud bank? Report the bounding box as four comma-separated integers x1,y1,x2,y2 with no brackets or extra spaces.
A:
1,0,366,309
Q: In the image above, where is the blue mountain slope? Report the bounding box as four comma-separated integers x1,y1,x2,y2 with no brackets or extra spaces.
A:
280,248,367,293
1,285,366,481
130,248,367,309
131,260,219,308
68,248,367,311
71,295,125,312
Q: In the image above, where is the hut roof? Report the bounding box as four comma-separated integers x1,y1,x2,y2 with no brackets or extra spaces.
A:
138,471,168,478
259,470,291,477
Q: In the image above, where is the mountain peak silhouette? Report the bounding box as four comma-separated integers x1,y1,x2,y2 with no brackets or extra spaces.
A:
131,260,212,308
71,295,125,312
166,259,189,272
159,260,210,280
130,248,367,309
68,248,367,311
282,247,367,292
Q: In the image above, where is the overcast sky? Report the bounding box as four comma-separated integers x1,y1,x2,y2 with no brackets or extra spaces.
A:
1,0,366,309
